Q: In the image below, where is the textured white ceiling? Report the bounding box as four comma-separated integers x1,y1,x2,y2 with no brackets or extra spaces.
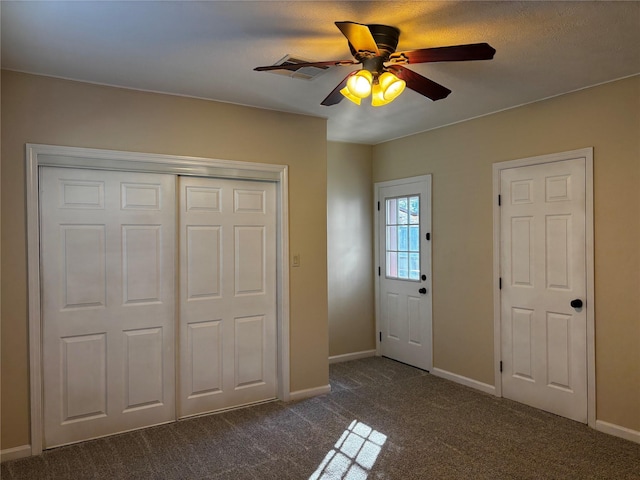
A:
2,1,639,144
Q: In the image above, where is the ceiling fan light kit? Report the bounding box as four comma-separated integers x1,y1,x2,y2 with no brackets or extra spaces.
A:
255,21,496,107
341,71,407,107
338,68,406,107
339,82,363,105
345,70,374,98
378,72,406,101
371,83,391,107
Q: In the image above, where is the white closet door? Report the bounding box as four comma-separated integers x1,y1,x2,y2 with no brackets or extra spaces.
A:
40,167,176,448
179,176,277,418
500,157,587,422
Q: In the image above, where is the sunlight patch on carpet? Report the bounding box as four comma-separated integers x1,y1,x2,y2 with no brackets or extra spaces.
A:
309,420,387,479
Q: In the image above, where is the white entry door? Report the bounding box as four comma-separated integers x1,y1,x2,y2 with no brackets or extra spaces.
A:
40,167,176,448
500,157,587,422
377,176,432,371
178,176,277,418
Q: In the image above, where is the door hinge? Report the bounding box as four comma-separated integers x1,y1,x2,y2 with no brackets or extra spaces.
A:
499,277,502,290
498,194,501,206
426,232,431,241
500,361,503,373
378,266,381,276
377,201,380,211
379,331,382,342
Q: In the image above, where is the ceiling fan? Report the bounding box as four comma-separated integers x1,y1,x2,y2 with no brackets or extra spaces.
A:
254,21,496,106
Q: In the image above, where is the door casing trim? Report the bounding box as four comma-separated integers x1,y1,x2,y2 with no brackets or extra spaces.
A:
26,143,290,455
492,147,595,427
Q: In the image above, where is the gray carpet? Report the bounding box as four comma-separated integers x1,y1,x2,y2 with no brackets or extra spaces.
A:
2,357,639,479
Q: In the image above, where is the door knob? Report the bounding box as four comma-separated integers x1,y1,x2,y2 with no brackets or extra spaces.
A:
419,287,427,294
570,299,583,309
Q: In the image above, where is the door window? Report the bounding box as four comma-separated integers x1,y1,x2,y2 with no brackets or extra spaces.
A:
385,196,420,280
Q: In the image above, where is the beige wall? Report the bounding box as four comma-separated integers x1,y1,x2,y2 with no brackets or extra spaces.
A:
0,70,329,449
373,75,640,432
2,70,638,449
327,142,375,357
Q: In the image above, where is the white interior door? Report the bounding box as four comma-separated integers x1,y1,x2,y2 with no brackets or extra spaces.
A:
377,176,432,371
179,176,277,418
40,167,176,448
500,158,587,422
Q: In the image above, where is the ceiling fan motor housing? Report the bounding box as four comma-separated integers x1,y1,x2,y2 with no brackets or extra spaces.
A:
349,24,400,61
362,57,386,76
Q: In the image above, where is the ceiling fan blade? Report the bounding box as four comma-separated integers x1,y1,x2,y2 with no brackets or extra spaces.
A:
335,21,379,55
321,71,357,106
254,60,357,72
390,43,496,64
387,65,451,101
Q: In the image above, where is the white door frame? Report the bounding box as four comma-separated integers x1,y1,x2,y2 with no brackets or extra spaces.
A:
26,143,290,455
374,175,433,369
492,147,595,427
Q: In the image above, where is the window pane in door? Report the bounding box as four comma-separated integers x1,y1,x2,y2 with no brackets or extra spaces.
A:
386,251,397,277
398,198,408,224
386,226,397,250
409,253,420,280
409,196,419,224
409,226,419,252
398,252,408,279
386,199,397,224
398,226,408,251
385,196,420,281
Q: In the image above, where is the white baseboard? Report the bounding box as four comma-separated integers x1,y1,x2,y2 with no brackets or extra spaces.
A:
289,384,331,401
329,350,376,364
431,367,496,395
1,445,32,463
595,420,640,444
